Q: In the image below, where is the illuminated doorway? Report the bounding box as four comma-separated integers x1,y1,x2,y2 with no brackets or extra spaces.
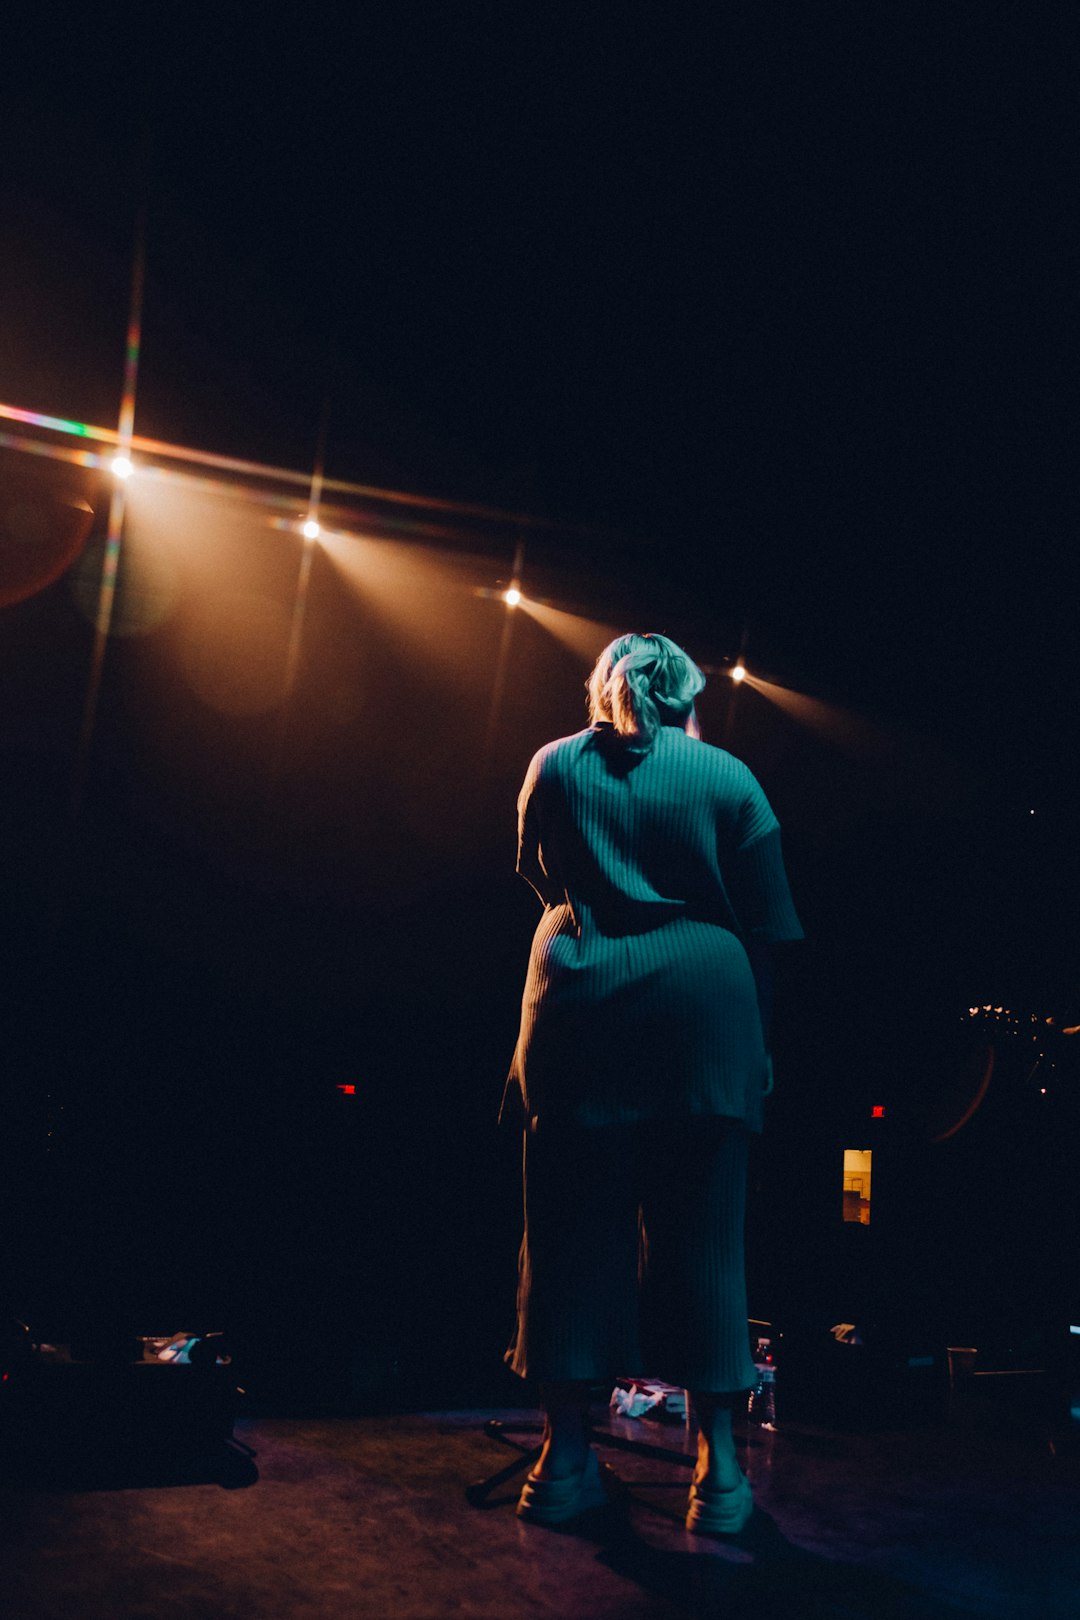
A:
843,1149,873,1225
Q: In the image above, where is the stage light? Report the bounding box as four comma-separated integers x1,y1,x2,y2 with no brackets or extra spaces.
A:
111,454,133,480
302,518,320,540
731,661,746,682
504,585,521,607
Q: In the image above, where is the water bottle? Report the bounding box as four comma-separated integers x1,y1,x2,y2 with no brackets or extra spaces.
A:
748,1337,777,1429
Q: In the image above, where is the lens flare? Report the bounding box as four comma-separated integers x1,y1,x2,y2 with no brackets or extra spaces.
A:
0,398,557,528
0,427,103,470
71,220,145,827
504,585,521,607
0,494,95,607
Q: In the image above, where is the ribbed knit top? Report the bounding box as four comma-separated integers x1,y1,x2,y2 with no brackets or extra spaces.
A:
516,723,803,945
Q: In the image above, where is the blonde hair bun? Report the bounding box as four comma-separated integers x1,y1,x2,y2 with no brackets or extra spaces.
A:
587,632,705,749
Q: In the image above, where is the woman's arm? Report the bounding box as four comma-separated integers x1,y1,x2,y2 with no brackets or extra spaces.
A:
516,752,558,905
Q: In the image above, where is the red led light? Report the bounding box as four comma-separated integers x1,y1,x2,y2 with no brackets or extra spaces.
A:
336,1084,356,1096
871,1105,885,1118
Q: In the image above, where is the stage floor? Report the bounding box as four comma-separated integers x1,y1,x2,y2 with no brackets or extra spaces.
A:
2,1395,1077,1619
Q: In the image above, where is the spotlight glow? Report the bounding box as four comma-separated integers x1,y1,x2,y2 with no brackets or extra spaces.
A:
504,585,521,607
731,661,746,682
111,454,133,480
302,518,321,540
516,597,620,661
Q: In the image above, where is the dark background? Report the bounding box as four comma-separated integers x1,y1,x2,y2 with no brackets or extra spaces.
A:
1,7,1077,1402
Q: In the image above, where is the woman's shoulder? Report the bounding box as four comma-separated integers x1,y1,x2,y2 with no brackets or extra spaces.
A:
528,728,597,774
659,734,775,815
660,729,755,781
542,727,597,755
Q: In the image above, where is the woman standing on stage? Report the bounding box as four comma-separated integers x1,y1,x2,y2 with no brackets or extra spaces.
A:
502,631,802,1534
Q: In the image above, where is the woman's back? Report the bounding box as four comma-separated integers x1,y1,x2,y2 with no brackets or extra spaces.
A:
518,723,799,945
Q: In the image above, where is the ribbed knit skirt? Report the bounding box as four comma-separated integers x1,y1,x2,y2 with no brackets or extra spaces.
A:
506,1118,756,1393
507,912,770,1135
